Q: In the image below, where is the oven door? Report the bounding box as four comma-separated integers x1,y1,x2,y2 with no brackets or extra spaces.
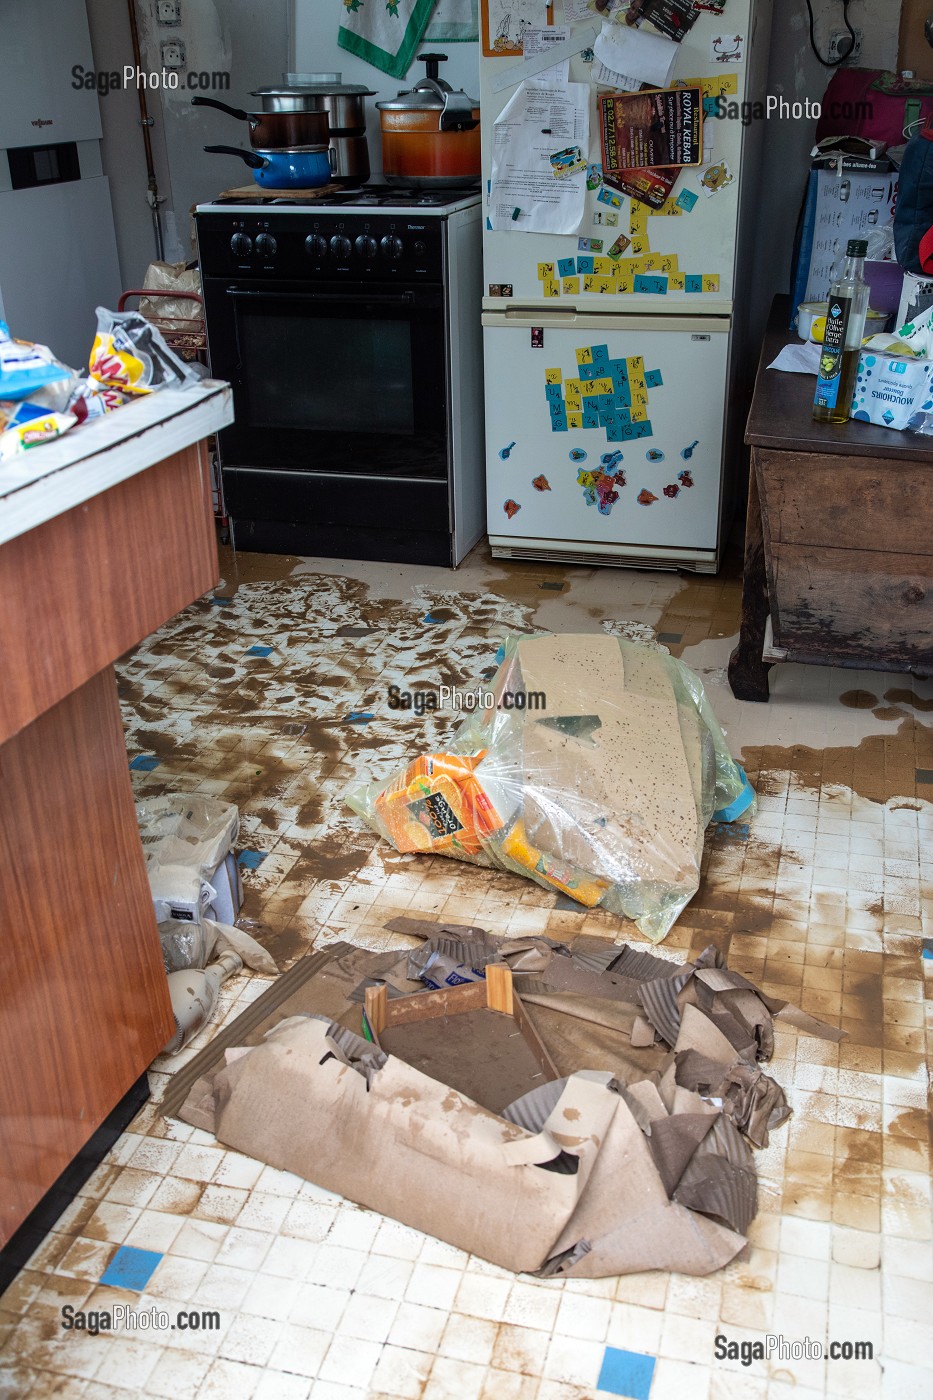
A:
203,278,448,478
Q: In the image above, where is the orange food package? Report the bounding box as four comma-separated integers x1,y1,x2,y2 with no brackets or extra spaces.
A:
374,751,503,857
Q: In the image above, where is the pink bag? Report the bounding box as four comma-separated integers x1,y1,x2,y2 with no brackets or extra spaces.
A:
815,69,933,149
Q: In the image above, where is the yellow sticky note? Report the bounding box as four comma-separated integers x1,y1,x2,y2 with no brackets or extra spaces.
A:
668,272,686,291
651,199,683,217
568,412,582,428
594,257,613,276
583,275,598,293
562,276,580,295
537,262,555,280
566,378,582,394
630,405,648,423
658,254,680,273
629,203,648,236
627,355,644,375
580,379,597,397
542,278,561,298
630,235,649,256
701,73,739,98
597,278,615,295
702,274,721,293
576,346,593,363
545,368,562,385
616,272,634,293
566,394,582,411
641,253,662,271
590,377,614,393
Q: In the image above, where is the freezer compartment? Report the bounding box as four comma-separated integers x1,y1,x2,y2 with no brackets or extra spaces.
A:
483,311,730,569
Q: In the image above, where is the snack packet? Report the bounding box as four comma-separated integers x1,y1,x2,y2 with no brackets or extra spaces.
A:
88,306,199,395
0,322,76,402
68,378,129,422
0,410,76,461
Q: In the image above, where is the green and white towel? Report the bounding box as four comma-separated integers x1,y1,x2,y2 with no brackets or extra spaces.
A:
426,0,479,42
338,0,439,79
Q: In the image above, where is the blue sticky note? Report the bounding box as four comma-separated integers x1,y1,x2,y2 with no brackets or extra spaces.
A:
598,1347,656,1399
676,189,698,212
101,1247,163,1293
645,368,663,388
557,258,576,277
577,256,595,275
579,363,598,382
591,344,610,365
634,275,668,295
545,382,563,401
685,274,703,293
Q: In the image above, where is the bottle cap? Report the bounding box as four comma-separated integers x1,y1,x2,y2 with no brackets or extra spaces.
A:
847,239,868,257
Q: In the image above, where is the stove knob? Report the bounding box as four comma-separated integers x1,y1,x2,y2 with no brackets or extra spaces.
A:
354,235,378,260
413,240,427,257
230,232,252,257
305,233,328,259
380,235,404,260
330,234,352,260
254,232,277,259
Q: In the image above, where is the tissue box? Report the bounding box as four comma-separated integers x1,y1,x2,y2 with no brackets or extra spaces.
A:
851,351,933,430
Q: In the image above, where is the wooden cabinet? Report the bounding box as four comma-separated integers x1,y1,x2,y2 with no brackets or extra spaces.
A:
730,299,933,701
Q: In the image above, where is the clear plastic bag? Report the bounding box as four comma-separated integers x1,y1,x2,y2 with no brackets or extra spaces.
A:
347,634,753,942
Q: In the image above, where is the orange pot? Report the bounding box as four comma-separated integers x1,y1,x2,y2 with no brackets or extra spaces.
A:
377,53,480,187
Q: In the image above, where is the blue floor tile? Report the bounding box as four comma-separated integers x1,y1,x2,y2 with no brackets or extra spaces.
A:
100,1246,163,1292
345,712,374,724
129,755,160,772
598,1347,656,1399
237,850,268,870
246,645,273,657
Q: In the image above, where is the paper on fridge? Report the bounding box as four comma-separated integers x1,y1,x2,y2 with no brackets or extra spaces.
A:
523,27,571,84
490,80,590,235
594,19,679,88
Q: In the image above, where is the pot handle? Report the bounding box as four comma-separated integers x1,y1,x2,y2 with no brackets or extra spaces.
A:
204,144,266,169
192,96,250,121
440,90,479,132
328,145,337,174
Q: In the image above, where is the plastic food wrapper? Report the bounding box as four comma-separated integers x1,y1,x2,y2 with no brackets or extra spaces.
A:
0,407,76,460
0,322,77,405
89,305,199,395
68,378,129,423
347,634,755,942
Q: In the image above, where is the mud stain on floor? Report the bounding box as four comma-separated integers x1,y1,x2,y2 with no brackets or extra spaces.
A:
741,717,933,804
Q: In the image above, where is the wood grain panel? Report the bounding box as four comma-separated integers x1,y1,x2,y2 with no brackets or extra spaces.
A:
0,442,217,747
768,543,933,666
758,451,932,556
0,668,174,1246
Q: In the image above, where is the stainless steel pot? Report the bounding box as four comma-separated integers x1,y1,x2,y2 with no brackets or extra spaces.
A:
329,132,370,185
251,87,329,114
192,96,329,149
281,74,374,133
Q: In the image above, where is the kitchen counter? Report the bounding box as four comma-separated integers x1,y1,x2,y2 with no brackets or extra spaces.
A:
0,382,232,1255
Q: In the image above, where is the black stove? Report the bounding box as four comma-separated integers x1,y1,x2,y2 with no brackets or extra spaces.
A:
209,183,480,209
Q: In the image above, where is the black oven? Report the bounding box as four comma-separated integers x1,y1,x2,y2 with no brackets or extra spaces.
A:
202,278,448,478
196,196,482,566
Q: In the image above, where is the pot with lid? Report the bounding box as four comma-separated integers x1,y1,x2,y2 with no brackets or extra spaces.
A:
281,73,375,135
376,53,480,187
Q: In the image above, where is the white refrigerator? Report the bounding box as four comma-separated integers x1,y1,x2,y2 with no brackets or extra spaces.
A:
481,0,771,571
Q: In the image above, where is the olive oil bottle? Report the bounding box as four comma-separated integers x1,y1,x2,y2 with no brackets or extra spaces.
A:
813,239,870,425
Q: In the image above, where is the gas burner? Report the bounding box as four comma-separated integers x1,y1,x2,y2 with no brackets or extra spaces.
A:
209,182,480,211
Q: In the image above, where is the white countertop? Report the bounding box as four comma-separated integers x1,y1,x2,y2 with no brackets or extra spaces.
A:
0,381,234,548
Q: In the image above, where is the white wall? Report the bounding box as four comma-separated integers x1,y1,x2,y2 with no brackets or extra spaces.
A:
290,1,479,178
89,0,290,285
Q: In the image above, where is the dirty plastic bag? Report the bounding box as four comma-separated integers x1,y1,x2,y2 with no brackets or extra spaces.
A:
159,915,277,977
347,634,753,943
137,795,239,923
89,305,199,395
139,261,203,333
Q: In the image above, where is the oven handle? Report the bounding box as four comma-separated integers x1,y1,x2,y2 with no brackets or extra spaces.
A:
223,287,426,307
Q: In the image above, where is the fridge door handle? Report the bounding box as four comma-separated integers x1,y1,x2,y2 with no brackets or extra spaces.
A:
502,307,577,321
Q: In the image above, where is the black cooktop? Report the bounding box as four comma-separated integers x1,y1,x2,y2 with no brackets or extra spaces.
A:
211,183,481,209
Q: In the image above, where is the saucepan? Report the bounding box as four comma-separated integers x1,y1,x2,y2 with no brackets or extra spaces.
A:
203,144,334,190
192,96,329,150
376,54,479,188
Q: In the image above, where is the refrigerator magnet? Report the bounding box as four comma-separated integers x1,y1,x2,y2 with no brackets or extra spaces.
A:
710,33,745,63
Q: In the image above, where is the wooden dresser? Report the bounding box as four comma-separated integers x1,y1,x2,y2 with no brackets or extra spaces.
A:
729,297,933,702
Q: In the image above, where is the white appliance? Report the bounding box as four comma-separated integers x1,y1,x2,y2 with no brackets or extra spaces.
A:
481,0,771,571
0,0,121,371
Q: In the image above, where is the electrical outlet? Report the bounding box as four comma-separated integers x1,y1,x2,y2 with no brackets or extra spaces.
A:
828,27,862,63
156,0,181,24
160,38,186,68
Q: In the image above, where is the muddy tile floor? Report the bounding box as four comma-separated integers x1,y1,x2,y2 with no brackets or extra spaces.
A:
1,541,931,1400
